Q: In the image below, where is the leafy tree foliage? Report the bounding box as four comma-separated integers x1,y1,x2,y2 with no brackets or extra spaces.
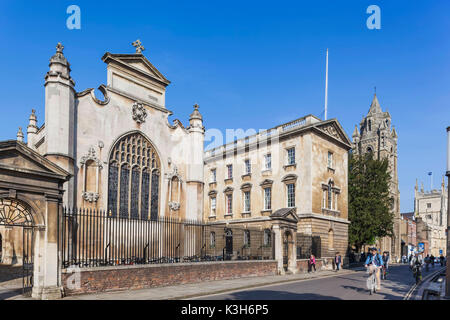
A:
348,152,394,252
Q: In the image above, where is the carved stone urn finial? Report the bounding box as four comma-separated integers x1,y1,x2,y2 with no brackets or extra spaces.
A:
17,127,24,142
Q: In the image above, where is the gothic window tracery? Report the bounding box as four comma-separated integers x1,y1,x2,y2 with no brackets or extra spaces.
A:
107,133,160,219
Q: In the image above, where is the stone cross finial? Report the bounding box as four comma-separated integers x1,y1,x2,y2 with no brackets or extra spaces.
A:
132,39,145,53
194,103,199,110
56,42,64,54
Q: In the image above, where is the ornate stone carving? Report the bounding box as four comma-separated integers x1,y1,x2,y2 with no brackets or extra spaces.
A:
322,124,340,140
132,102,148,124
82,191,100,203
168,201,181,211
80,146,103,168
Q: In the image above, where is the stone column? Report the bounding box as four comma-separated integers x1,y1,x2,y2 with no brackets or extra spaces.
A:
32,194,62,299
272,225,283,274
288,230,297,274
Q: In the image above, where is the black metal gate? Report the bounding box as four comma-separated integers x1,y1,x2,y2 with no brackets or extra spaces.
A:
283,236,288,271
224,229,233,260
22,227,34,295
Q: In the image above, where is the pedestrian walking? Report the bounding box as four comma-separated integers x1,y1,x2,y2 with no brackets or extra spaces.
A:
335,253,342,271
309,254,316,273
430,254,435,267
440,255,445,266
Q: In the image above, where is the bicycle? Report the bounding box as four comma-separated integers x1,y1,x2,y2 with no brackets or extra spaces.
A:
412,265,422,284
366,267,378,295
381,266,387,280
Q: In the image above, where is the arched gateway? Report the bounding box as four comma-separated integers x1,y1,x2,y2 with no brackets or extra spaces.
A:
0,198,36,294
0,140,69,299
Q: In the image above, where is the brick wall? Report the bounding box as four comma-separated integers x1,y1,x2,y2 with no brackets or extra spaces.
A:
61,260,277,296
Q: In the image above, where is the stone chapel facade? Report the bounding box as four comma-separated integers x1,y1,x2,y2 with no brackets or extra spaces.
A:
352,94,404,261
25,43,205,221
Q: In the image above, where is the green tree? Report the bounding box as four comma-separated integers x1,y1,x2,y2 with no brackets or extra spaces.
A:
348,152,394,252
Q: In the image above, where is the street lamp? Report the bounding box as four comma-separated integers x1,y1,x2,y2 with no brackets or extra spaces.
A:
446,126,450,297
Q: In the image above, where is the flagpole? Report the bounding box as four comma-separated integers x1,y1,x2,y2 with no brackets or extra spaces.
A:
324,48,328,121
431,172,433,190
446,126,450,297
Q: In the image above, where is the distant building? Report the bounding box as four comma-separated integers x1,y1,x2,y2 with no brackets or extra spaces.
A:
414,178,448,257
401,212,416,258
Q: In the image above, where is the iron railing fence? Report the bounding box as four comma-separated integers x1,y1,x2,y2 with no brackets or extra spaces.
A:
60,208,275,268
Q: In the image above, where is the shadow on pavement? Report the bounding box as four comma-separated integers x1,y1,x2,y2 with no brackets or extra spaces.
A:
222,290,342,300
0,288,23,300
340,264,440,300
0,264,23,283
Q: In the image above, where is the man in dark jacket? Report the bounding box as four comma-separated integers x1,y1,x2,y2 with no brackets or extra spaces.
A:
335,253,342,271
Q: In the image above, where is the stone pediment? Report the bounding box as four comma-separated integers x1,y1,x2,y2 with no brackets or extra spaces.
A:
270,208,298,222
316,121,352,148
0,140,70,180
102,53,170,87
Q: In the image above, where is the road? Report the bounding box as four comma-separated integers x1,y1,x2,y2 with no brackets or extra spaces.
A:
192,264,442,300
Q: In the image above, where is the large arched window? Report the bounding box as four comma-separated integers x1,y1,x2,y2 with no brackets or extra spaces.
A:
107,133,161,220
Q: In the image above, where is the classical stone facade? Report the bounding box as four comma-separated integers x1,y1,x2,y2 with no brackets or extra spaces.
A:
414,178,448,257
204,115,352,272
352,94,405,261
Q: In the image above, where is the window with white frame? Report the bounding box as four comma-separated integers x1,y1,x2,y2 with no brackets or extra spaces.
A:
287,147,295,165
322,181,339,211
265,154,272,170
244,159,251,174
328,181,333,209
226,194,233,214
211,169,216,183
327,152,333,168
287,183,295,208
243,191,251,212
226,164,233,179
210,196,216,215
264,187,272,210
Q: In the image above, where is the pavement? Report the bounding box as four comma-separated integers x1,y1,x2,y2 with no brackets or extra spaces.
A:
1,263,440,300
0,264,26,300
62,268,362,300
191,264,418,300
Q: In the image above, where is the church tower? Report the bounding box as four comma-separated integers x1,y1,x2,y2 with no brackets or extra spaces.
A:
352,94,402,260
44,43,76,207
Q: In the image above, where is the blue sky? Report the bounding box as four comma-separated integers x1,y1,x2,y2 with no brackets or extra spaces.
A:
0,1,448,212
